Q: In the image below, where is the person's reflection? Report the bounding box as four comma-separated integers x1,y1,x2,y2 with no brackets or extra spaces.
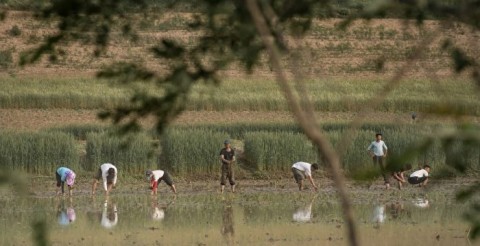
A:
151,196,176,221
221,200,235,246
412,197,429,208
372,204,386,228
388,201,405,220
293,195,316,223
101,199,118,229
57,197,76,226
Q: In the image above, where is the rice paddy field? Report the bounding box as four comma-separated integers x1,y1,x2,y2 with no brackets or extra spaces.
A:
1,67,479,246
1,1,480,245
0,77,478,178
0,179,474,246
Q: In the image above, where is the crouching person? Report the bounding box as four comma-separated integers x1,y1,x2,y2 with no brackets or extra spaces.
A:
408,165,431,187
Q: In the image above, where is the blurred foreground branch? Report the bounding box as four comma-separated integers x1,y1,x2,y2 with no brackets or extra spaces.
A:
245,0,358,245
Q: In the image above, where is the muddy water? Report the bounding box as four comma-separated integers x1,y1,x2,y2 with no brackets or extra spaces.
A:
0,192,473,246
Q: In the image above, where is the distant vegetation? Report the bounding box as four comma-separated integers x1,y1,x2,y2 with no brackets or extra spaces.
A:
1,123,477,179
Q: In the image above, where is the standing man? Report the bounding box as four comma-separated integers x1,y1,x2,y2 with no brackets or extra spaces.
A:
92,163,118,196
220,139,236,193
367,133,389,189
55,167,76,196
291,161,319,191
145,169,177,195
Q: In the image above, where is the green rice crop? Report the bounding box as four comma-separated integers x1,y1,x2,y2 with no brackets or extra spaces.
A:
85,132,156,175
145,121,471,178
0,77,130,109
160,128,229,176
172,123,303,140
243,131,318,172
2,77,479,115
45,124,110,140
0,131,78,174
1,122,478,178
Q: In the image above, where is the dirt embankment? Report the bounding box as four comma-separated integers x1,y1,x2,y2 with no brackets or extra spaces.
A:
2,109,477,131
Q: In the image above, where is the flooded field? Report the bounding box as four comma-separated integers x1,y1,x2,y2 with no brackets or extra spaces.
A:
0,180,475,246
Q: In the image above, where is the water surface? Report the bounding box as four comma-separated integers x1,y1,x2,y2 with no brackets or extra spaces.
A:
0,192,472,245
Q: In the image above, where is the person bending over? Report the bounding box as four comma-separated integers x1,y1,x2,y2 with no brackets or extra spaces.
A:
55,167,76,196
392,164,412,190
291,161,319,191
145,169,177,195
92,163,117,196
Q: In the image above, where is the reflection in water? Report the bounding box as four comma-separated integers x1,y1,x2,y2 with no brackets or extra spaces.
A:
101,199,118,229
152,206,165,221
372,205,386,225
151,196,176,221
293,195,316,223
0,192,470,245
388,202,405,220
221,200,235,246
372,201,425,227
57,197,76,226
413,197,429,208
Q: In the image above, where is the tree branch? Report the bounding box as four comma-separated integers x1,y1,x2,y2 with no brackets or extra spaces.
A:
336,25,441,160
245,1,359,245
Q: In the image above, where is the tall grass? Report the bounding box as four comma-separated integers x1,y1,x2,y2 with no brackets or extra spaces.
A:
160,128,229,176
0,131,78,174
85,132,156,175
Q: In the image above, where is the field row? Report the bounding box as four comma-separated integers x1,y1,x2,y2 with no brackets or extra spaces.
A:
1,77,479,115
1,123,478,179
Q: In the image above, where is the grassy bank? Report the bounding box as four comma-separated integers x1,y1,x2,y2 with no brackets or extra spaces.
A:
1,77,479,115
